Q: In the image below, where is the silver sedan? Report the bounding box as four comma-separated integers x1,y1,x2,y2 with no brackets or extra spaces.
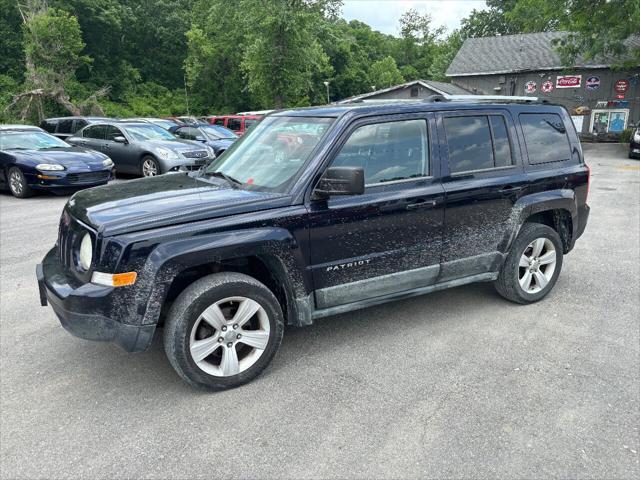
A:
67,121,215,176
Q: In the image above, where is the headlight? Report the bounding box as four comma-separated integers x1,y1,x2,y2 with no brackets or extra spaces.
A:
102,158,114,168
79,233,93,270
36,164,65,171
156,147,180,160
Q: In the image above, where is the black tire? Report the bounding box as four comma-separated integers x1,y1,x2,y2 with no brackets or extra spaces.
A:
163,272,285,389
494,222,563,304
141,155,161,177
7,166,34,198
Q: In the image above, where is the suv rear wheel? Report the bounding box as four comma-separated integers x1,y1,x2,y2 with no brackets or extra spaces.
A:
495,222,563,304
163,272,284,389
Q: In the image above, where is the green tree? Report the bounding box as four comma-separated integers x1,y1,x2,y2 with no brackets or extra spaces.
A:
368,56,404,89
428,30,465,81
0,0,24,81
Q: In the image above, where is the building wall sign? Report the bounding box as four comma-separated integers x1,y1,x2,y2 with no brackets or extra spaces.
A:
585,76,600,91
556,75,582,88
524,81,537,93
614,79,629,93
541,80,554,93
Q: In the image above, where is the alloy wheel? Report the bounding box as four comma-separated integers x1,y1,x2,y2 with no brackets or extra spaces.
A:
9,170,23,196
189,296,270,377
518,237,557,293
142,158,158,177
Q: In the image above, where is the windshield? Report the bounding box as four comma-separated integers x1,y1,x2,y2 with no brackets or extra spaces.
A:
204,116,334,191
123,124,176,141
0,131,69,150
201,125,237,140
150,120,178,130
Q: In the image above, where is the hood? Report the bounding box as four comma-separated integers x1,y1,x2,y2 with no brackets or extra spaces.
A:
140,138,207,152
8,147,108,168
66,173,289,236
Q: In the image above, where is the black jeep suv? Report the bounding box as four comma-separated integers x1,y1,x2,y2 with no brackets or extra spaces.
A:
37,97,590,389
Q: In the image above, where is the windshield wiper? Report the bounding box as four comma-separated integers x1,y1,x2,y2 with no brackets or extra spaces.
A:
201,170,243,189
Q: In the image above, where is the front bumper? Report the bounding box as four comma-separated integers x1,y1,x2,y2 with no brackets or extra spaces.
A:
36,249,155,352
26,168,115,189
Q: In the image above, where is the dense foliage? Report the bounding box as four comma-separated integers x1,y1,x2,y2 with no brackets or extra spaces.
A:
1,0,638,122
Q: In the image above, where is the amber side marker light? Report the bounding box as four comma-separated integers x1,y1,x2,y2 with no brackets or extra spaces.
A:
91,271,137,287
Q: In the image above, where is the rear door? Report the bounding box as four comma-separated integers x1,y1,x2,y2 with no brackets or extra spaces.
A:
307,114,445,309
437,109,525,281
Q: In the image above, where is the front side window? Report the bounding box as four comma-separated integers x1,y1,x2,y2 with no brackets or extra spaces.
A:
520,113,571,164
205,116,334,191
105,125,124,141
444,115,513,173
331,119,429,184
226,118,242,131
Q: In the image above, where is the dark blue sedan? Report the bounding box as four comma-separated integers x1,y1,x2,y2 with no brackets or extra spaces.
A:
0,125,115,198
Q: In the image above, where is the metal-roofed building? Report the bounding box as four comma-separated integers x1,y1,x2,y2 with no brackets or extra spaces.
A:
446,32,640,138
336,80,471,104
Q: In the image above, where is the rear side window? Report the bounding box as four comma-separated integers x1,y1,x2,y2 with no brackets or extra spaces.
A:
520,113,571,164
57,119,74,134
41,120,57,133
227,118,242,131
332,119,429,184
83,124,106,139
444,115,513,173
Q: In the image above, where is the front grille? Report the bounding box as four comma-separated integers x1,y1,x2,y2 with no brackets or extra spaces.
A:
182,150,208,159
65,171,110,184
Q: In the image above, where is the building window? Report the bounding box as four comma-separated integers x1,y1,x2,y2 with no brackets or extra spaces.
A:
410,86,419,97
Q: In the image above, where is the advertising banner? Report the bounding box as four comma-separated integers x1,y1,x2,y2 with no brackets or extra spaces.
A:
556,75,582,88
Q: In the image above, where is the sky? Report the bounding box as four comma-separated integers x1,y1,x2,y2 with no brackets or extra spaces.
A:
341,0,487,37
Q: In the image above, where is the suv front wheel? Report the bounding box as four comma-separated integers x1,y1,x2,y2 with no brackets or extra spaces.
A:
495,222,563,304
163,272,284,389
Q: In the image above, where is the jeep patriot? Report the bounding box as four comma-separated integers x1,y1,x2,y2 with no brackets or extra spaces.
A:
37,96,590,389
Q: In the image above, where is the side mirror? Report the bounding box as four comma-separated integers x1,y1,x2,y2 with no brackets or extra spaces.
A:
113,136,127,144
314,167,365,198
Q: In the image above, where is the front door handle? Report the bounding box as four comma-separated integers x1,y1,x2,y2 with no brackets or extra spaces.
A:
406,200,437,210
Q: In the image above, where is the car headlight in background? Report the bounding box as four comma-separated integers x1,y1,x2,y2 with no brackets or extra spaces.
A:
102,158,114,168
79,233,93,270
156,147,180,161
36,164,65,171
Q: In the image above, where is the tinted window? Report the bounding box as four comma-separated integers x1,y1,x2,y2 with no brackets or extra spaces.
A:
520,113,571,164
105,125,123,141
332,119,428,184
41,120,57,133
490,116,513,167
83,125,106,140
227,118,242,131
214,118,225,126
174,127,190,139
57,119,74,134
444,116,493,173
73,119,88,132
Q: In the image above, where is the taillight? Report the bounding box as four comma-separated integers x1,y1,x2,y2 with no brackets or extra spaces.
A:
586,163,591,201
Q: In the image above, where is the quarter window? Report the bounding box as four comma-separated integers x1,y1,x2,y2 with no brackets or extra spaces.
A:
444,115,513,173
332,119,429,184
520,113,571,164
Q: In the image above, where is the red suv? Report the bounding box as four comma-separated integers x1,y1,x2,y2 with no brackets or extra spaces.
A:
207,115,262,136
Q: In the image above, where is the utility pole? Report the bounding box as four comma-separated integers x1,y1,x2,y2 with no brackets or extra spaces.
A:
183,73,190,115
323,81,330,104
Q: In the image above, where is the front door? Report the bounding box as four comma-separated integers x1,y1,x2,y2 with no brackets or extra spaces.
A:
436,110,525,281
308,115,445,310
103,125,135,173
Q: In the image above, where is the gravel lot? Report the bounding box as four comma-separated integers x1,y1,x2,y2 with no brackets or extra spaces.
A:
1,143,638,479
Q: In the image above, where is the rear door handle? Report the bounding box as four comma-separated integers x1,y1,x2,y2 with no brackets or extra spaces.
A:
407,200,437,210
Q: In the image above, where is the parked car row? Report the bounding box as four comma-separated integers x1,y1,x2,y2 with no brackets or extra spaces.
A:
2,114,248,198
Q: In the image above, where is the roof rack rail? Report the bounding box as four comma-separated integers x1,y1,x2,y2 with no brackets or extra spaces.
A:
424,94,549,104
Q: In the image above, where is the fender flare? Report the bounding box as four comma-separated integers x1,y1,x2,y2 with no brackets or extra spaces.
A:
137,227,310,326
501,188,578,253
